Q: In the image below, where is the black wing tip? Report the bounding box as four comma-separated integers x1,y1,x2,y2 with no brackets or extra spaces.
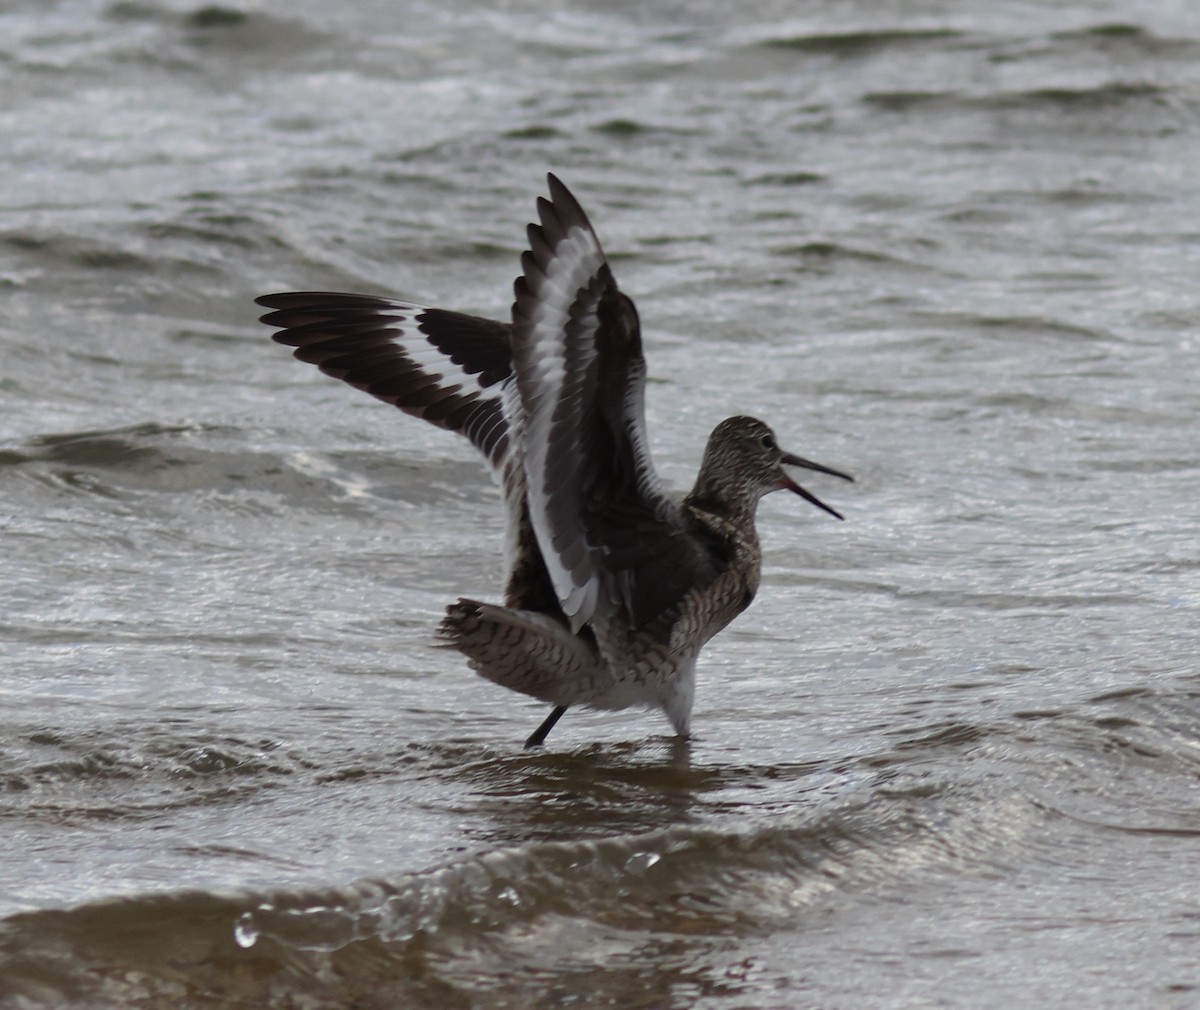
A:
540,173,597,237
254,291,402,309
546,172,573,206
255,291,343,310
254,291,418,328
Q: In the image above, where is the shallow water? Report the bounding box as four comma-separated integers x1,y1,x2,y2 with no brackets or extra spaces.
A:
3,1,1200,1007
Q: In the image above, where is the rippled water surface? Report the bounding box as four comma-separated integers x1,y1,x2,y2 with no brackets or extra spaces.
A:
3,1,1200,1007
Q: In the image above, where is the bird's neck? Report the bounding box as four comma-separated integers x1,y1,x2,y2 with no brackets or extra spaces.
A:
683,472,761,526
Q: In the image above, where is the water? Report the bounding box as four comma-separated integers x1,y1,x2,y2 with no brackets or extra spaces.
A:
3,0,1200,1006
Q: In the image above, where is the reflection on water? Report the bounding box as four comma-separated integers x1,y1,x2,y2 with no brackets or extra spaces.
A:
3,689,1200,1007
448,737,708,842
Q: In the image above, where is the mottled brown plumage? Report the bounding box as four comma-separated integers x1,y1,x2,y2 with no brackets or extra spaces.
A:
257,175,852,747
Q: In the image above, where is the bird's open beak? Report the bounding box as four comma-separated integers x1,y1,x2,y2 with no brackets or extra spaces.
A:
779,452,854,521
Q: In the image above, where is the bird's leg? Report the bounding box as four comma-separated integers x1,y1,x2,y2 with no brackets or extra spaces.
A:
524,705,568,749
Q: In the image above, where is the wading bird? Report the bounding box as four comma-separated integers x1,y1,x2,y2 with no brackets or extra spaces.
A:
257,175,852,748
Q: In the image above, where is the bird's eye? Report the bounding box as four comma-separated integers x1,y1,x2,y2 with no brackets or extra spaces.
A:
760,434,776,450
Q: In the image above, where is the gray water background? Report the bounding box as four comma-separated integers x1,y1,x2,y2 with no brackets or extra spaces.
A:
2,0,1199,1007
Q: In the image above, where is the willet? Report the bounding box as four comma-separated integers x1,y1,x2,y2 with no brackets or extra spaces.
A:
256,174,852,748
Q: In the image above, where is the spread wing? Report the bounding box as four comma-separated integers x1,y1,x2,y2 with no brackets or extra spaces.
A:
255,292,515,470
512,174,717,633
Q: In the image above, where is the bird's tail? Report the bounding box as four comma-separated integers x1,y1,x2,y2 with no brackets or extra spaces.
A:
438,598,601,705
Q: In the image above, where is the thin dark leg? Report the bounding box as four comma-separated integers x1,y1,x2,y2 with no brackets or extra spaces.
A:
524,705,568,749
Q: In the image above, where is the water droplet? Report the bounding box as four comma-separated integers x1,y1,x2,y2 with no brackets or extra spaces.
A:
625,851,662,872
233,911,259,949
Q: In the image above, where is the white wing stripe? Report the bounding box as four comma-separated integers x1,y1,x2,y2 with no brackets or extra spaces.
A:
517,221,610,631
